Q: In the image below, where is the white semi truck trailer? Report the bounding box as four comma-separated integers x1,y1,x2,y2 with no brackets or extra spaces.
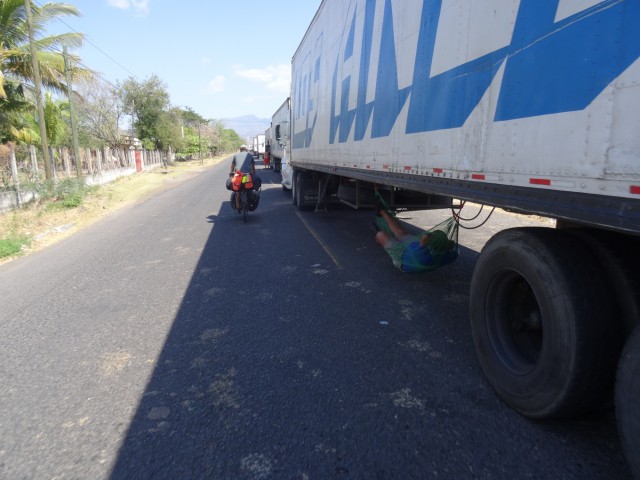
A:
280,0,640,475
252,133,266,158
269,98,290,173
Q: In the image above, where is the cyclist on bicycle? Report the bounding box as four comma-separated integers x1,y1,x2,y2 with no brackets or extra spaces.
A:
227,145,261,212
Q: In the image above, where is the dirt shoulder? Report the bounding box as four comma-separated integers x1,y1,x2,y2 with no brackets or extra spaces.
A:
0,155,229,265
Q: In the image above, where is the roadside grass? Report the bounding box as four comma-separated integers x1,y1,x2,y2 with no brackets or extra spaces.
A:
44,178,88,211
0,235,31,258
0,156,227,264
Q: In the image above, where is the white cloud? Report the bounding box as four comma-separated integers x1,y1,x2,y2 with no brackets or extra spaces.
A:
234,64,291,94
107,0,150,15
202,76,225,94
201,57,212,65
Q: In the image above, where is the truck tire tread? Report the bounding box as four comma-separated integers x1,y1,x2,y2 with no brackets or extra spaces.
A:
470,227,620,419
616,327,640,480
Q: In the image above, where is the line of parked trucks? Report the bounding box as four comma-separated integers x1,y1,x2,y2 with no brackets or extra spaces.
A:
259,1,640,476
252,98,290,173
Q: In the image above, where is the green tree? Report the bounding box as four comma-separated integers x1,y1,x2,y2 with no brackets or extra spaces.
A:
177,125,199,159
0,79,30,143
118,75,171,150
0,0,89,97
43,91,68,146
155,108,184,152
177,107,209,158
220,128,243,153
180,106,207,126
0,0,91,142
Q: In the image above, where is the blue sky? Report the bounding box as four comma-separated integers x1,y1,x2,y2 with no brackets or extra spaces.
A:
44,0,320,120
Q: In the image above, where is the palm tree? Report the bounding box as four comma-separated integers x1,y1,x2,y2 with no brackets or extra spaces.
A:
0,1,90,96
0,80,33,143
1,1,92,141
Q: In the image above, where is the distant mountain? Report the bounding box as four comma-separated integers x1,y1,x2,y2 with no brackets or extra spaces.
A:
219,115,270,143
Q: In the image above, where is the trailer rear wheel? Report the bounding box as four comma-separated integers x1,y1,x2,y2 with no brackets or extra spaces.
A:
470,227,618,419
294,171,312,210
565,228,640,336
616,327,640,480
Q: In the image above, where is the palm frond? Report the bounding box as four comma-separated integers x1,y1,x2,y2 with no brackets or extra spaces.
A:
35,31,84,50
33,3,81,27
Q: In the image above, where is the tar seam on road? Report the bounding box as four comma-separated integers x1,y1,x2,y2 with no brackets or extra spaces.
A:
295,211,343,270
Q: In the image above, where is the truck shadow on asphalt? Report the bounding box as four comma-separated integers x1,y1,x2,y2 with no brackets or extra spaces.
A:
108,178,628,479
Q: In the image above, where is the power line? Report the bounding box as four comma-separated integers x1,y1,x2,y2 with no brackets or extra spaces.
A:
33,0,137,79
47,46,121,90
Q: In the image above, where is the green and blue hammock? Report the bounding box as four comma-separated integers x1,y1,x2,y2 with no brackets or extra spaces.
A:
375,192,459,273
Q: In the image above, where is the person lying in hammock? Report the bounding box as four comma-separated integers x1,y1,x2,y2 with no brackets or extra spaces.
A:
373,207,459,273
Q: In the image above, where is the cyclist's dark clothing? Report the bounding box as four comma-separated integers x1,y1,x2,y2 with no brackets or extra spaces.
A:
231,152,255,174
226,151,262,193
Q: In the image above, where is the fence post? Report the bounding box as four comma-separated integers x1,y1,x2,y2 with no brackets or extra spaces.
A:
62,147,71,178
9,143,21,206
29,145,39,180
96,148,103,174
49,146,57,181
103,146,111,170
87,148,93,176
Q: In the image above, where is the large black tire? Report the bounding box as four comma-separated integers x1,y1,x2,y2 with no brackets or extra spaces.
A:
470,227,619,419
294,171,312,210
565,228,640,337
617,328,640,479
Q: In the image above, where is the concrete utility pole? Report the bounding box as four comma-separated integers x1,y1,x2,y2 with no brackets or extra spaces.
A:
24,0,53,180
63,46,83,182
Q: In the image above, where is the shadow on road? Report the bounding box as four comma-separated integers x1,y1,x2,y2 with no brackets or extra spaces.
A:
108,170,626,479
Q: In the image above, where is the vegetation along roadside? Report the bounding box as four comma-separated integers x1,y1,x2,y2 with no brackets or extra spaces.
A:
0,156,226,265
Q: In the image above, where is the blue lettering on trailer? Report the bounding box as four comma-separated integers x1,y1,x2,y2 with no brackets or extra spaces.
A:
295,0,640,147
494,0,640,121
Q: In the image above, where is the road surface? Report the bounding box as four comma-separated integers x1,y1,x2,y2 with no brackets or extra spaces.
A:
0,158,630,479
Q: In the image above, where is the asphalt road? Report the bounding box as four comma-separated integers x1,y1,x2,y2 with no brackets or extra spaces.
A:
0,159,631,479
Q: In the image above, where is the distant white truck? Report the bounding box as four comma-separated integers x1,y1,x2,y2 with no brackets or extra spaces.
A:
282,0,640,476
252,134,265,158
263,127,272,168
268,98,290,173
